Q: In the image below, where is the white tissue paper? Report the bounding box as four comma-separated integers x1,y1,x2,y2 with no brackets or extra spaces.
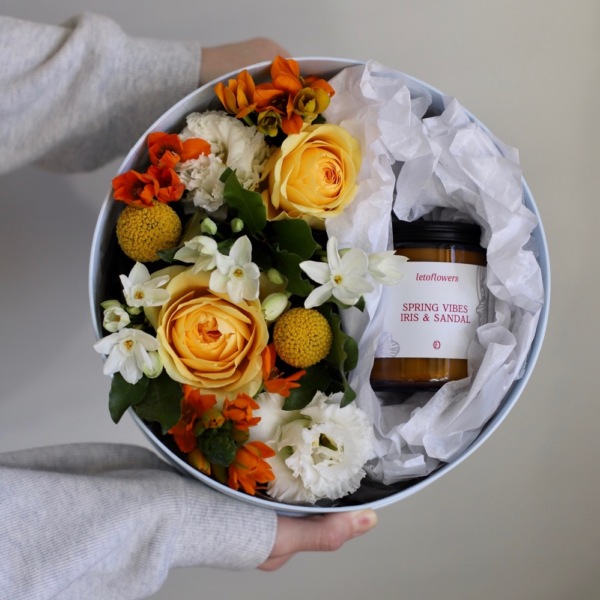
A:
323,61,545,484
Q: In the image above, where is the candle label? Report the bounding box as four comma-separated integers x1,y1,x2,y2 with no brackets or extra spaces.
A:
375,261,488,359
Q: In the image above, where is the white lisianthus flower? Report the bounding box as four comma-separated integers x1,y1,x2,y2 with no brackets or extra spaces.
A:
120,262,170,308
300,237,374,308
367,251,408,285
174,235,218,273
177,111,271,211
102,303,130,333
93,329,160,385
209,235,260,303
249,392,300,445
267,391,376,503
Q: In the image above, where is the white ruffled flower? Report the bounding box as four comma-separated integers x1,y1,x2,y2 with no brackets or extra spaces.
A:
300,237,374,308
367,250,408,285
267,391,376,503
119,262,170,308
209,235,260,303
177,111,271,211
93,329,160,385
174,235,218,273
249,392,300,445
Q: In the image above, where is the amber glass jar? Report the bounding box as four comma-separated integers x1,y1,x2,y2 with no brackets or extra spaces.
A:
370,218,487,391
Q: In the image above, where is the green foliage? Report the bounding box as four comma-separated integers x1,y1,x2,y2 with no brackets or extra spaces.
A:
221,169,266,235
108,371,182,433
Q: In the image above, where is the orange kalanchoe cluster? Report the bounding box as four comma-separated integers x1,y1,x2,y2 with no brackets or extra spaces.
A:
261,344,306,397
112,132,210,207
215,55,335,137
168,384,275,495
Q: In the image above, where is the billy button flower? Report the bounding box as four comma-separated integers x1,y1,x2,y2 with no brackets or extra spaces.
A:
116,202,182,263
272,307,333,369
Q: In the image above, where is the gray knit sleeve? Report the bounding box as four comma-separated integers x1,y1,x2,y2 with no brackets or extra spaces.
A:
0,13,202,174
0,443,277,599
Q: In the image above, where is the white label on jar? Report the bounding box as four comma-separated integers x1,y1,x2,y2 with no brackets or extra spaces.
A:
374,261,488,360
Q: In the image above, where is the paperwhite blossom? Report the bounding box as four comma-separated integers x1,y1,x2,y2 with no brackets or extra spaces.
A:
209,236,260,303
266,391,376,503
102,303,130,333
367,250,408,285
174,235,218,273
93,329,160,385
119,262,170,308
177,111,271,211
300,237,374,308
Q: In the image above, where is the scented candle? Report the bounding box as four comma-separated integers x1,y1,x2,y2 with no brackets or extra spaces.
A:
370,219,488,391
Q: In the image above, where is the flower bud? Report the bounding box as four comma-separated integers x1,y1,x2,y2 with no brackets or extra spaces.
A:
257,110,282,137
266,268,285,285
142,351,163,379
188,448,211,475
201,408,226,430
230,218,244,233
262,292,289,322
200,218,218,235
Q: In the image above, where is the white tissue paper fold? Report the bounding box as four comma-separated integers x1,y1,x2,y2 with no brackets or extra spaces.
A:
323,61,545,484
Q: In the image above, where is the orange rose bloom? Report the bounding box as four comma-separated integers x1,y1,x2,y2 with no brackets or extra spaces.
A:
262,123,361,228
145,267,269,398
228,441,275,495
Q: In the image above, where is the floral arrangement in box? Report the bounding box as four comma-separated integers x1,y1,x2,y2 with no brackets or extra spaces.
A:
93,57,408,505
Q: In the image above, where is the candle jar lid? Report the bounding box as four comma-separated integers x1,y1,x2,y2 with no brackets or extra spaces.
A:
392,218,483,246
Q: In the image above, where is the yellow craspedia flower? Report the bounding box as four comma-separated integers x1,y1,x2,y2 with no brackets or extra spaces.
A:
273,307,333,368
116,202,182,263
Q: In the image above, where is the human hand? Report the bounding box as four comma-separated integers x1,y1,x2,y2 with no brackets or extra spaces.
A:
199,38,290,84
259,509,378,571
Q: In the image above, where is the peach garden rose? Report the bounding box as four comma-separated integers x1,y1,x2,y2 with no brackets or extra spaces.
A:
144,266,269,398
261,123,361,228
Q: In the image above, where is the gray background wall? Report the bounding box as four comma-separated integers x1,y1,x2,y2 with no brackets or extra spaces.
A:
1,1,598,599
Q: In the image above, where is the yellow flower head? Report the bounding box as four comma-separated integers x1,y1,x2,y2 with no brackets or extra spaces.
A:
116,202,182,263
273,307,333,369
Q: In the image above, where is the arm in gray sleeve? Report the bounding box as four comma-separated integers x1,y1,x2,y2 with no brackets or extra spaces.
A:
0,13,202,174
0,443,277,599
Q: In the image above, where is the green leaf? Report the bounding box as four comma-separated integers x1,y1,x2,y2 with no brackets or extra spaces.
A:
222,170,266,235
282,362,330,410
108,374,149,424
269,219,320,259
156,246,180,263
133,372,183,433
317,304,359,406
272,249,313,297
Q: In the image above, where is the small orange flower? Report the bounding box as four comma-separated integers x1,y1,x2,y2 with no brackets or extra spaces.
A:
223,393,261,430
215,70,258,119
168,385,217,453
112,170,158,207
261,344,305,397
228,441,275,495
148,131,210,168
147,165,185,203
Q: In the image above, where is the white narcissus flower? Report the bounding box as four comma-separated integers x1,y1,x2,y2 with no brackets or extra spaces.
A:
300,236,374,308
120,262,170,308
209,235,260,304
174,235,218,273
266,391,376,503
367,251,408,285
102,304,130,333
93,329,160,385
